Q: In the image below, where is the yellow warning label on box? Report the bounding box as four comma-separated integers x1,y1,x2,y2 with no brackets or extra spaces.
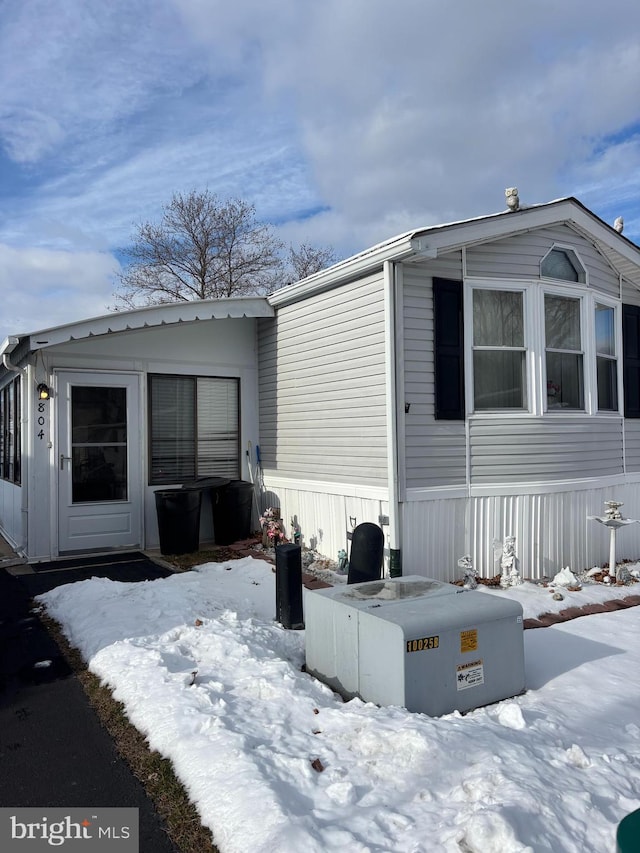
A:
460,629,478,653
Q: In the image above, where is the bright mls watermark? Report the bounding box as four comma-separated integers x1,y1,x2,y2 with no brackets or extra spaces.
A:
0,808,138,851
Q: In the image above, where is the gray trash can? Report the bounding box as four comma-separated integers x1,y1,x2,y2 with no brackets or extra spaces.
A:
155,488,202,555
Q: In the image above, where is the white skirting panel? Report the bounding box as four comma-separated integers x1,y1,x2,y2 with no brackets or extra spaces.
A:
403,479,640,582
259,480,389,568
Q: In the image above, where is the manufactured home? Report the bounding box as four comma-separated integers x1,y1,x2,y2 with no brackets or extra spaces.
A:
257,196,640,579
3,196,640,579
0,298,271,561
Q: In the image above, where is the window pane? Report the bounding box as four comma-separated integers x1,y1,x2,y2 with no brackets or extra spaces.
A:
0,389,4,478
474,350,526,409
597,357,618,411
541,249,580,282
197,378,239,478
545,295,581,350
72,387,127,443
72,446,127,502
71,386,127,502
150,376,195,482
595,304,615,356
473,290,523,346
546,352,584,409
6,382,13,482
149,375,240,485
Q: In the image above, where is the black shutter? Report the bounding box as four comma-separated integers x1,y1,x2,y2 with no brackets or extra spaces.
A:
433,277,465,420
623,303,640,418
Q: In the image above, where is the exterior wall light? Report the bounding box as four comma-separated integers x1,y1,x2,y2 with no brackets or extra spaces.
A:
37,383,51,400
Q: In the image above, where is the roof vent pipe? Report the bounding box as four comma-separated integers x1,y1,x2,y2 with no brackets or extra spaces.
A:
505,187,520,212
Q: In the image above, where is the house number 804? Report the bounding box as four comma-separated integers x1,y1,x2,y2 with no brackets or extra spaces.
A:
37,402,45,439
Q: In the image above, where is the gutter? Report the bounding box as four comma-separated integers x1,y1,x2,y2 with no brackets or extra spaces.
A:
268,234,420,307
1,336,27,377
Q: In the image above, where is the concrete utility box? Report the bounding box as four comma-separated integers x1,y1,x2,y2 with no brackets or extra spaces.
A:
304,576,525,716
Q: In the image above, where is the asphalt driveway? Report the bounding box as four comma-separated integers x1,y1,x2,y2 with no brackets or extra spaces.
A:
0,554,180,852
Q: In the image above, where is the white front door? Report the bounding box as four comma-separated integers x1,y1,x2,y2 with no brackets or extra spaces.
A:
57,371,142,554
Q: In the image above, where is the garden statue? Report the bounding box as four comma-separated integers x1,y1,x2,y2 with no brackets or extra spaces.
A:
499,535,523,588
457,554,478,589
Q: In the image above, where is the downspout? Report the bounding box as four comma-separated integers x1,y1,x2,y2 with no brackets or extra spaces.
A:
383,260,402,576
2,337,27,378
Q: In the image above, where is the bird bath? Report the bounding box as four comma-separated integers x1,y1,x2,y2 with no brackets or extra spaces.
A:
588,501,638,581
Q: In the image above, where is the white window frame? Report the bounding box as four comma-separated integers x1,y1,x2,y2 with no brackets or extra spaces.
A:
540,281,590,414
593,294,622,415
464,280,531,417
465,278,622,418
540,244,588,285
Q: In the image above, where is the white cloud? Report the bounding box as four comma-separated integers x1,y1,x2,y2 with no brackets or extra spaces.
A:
160,0,640,251
0,0,205,164
0,106,65,164
0,244,120,341
0,0,638,342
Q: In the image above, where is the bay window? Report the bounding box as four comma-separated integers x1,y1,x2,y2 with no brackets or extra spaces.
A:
461,281,621,417
149,375,239,484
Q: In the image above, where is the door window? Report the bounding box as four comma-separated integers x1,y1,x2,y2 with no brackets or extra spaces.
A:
71,386,127,502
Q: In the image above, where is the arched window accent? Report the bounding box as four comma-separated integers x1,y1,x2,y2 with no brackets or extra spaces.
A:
541,247,586,283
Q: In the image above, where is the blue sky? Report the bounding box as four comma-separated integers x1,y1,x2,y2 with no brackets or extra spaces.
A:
1,0,639,340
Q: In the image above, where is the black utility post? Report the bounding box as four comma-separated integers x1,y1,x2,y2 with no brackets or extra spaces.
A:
275,543,304,629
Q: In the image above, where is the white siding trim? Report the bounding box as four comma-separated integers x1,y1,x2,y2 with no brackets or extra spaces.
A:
407,471,637,500
471,473,632,496
394,263,407,502
384,261,401,552
406,486,470,501
262,474,389,501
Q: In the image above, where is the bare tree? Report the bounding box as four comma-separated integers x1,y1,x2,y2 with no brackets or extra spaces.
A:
286,243,336,281
113,190,285,308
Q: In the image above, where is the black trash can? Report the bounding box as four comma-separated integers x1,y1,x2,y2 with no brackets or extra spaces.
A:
182,477,230,493
211,480,255,545
155,488,202,555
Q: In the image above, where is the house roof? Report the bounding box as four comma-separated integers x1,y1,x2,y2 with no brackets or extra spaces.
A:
0,296,273,360
268,197,640,306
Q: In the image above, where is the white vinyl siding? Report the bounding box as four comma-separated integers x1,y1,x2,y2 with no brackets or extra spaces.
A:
466,225,620,297
621,280,640,307
624,421,640,471
469,417,623,484
402,261,466,488
258,273,388,486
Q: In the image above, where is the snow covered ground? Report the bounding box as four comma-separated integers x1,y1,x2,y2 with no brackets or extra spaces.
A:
37,558,640,853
